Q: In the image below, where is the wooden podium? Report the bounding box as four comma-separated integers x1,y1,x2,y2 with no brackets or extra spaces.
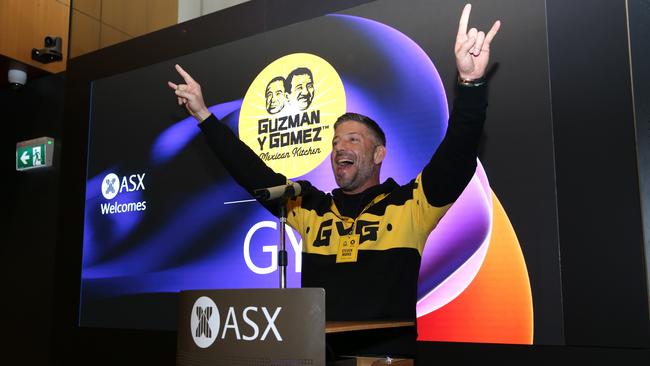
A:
177,288,326,366
176,289,414,366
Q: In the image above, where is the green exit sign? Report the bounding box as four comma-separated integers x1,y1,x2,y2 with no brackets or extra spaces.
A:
16,137,54,171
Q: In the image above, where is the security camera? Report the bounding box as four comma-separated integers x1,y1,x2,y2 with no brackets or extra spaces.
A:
8,69,27,90
32,36,63,64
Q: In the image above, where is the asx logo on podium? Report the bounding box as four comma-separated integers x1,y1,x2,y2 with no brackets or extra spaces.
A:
99,172,148,215
190,296,283,348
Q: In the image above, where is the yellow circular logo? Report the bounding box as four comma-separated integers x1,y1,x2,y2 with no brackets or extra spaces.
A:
239,53,346,178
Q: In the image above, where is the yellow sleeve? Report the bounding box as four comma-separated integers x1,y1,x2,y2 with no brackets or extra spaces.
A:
285,196,304,234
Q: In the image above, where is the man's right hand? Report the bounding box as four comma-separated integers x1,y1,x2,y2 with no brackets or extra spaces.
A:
168,64,211,123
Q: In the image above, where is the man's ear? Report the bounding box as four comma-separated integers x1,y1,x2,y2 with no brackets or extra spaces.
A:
373,145,386,165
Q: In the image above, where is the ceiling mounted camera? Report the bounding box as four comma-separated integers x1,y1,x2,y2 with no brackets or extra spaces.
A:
32,36,63,64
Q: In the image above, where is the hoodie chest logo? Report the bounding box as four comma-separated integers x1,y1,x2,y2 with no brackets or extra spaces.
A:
312,219,380,247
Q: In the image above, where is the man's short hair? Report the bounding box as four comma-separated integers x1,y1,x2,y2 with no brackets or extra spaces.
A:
286,67,313,92
334,113,387,147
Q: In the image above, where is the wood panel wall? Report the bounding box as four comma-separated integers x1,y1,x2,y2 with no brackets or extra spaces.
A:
0,0,70,73
0,0,178,73
70,0,178,58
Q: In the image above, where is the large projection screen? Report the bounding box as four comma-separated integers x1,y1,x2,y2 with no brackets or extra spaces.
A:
79,0,563,345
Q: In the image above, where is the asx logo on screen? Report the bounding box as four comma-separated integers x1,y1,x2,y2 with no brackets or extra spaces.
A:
99,172,147,215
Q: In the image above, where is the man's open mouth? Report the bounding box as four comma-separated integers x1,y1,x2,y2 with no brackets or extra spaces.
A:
336,158,354,168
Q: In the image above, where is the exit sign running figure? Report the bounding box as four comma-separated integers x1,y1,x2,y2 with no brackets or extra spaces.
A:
16,137,54,171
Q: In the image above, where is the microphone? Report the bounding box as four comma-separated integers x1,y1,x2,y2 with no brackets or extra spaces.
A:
253,181,310,201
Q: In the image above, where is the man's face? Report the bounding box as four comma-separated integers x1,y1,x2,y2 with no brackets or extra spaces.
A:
265,79,287,114
289,74,314,110
331,121,384,193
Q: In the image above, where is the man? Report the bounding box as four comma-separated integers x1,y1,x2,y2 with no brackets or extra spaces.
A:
169,4,500,356
265,76,288,114
286,67,315,111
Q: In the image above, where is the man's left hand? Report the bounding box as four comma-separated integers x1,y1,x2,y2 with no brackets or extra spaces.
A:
455,3,501,80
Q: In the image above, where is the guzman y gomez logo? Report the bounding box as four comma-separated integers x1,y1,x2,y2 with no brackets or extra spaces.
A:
239,53,346,178
99,172,147,214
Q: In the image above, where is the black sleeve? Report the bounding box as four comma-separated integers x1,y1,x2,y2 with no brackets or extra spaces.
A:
421,83,488,207
198,114,287,210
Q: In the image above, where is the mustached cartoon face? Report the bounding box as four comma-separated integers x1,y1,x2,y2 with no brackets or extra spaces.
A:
287,72,314,111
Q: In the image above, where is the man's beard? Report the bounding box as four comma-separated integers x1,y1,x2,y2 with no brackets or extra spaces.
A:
334,158,374,192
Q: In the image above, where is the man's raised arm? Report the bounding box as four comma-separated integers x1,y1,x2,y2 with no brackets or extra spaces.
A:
168,64,286,196
421,3,501,207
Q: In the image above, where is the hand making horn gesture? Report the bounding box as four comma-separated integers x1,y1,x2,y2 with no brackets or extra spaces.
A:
455,3,501,81
168,64,211,122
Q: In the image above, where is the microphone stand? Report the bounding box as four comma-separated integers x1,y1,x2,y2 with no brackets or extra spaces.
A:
254,183,300,289
278,200,288,289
